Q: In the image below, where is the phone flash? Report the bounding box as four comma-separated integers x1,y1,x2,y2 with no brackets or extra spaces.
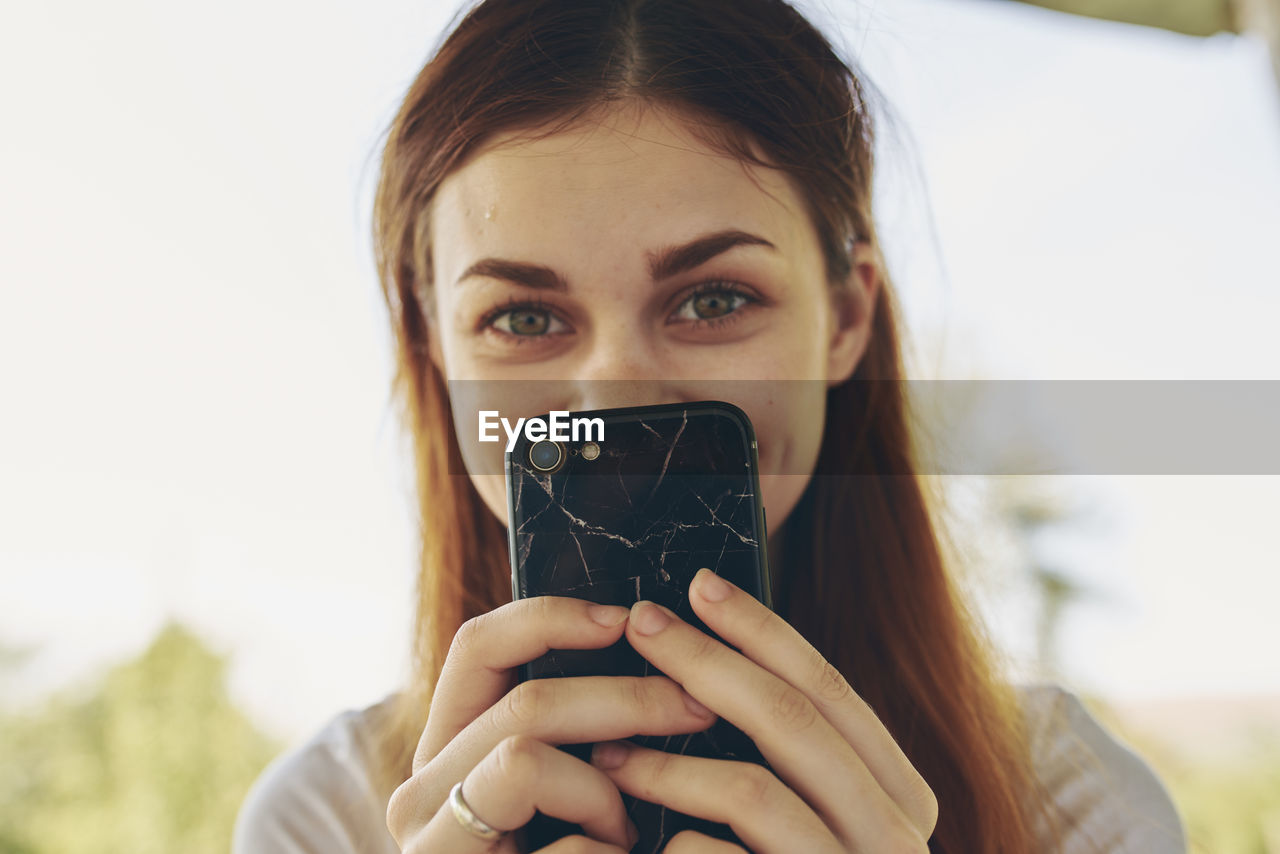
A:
581,441,601,461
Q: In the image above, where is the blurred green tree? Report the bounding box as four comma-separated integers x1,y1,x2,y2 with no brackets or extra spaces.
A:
0,623,280,854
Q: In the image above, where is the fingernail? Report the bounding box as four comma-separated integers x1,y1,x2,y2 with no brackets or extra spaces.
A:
682,691,715,718
630,600,671,636
592,740,630,770
695,568,731,602
588,604,630,627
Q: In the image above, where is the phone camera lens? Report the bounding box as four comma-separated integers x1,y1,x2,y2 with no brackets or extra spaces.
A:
528,440,564,472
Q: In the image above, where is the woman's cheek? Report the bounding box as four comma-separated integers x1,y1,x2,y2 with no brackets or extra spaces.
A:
748,383,826,529
759,473,810,534
471,473,509,526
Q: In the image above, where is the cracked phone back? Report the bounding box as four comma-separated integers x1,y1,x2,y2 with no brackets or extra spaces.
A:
505,401,771,852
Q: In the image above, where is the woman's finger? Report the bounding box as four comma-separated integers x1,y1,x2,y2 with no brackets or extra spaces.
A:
417,674,716,809
535,839,630,854
625,597,929,848
418,596,631,767
687,568,939,839
589,741,839,854
396,735,636,852
662,830,749,853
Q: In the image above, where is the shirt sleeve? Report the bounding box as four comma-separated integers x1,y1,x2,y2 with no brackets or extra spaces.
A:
232,709,401,854
1023,683,1188,853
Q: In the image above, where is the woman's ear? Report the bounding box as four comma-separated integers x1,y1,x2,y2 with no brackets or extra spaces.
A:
428,334,446,376
826,240,881,386
425,320,447,376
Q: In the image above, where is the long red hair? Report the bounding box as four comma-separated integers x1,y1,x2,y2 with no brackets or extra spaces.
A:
369,1,1065,850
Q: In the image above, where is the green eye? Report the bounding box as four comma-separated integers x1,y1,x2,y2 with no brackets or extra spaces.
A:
672,286,752,323
500,308,549,335
691,291,740,319
489,305,567,337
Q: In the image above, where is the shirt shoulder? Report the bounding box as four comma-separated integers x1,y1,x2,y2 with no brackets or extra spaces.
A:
232,694,401,854
1015,682,1188,853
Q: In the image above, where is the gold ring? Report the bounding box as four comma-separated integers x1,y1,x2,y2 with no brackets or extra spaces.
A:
448,781,505,842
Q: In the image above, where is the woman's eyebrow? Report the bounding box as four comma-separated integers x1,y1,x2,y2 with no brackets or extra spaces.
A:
454,229,777,291
647,229,776,280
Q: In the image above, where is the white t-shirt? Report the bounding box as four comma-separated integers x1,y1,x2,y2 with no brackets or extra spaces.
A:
232,683,1187,852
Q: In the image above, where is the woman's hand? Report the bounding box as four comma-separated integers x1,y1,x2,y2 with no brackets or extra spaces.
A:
385,596,719,853
589,569,939,853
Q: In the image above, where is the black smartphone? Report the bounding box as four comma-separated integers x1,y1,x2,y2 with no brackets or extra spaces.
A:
505,400,771,852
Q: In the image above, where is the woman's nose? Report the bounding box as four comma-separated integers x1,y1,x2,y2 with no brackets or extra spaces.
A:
568,333,681,412
572,378,675,412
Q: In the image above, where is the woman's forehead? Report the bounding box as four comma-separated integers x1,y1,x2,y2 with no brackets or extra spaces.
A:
429,104,817,283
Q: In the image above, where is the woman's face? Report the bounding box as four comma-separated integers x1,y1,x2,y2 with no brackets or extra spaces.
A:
427,101,878,532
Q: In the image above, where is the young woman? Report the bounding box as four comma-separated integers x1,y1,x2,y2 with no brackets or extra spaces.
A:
234,1,1187,851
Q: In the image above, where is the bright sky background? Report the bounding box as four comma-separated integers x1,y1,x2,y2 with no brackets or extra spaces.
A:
2,0,1278,744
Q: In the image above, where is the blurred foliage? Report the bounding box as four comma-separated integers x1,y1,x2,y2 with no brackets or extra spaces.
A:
984,475,1280,852
1,619,1277,852
1149,740,1280,853
0,623,280,854
1087,698,1280,854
